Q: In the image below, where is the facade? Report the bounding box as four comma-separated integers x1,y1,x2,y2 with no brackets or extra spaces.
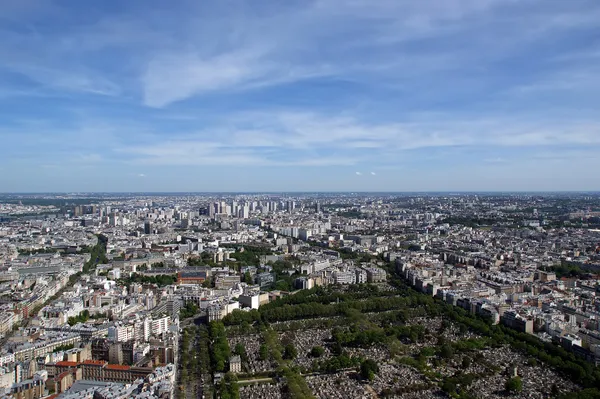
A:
108,325,135,343
239,294,260,310
333,269,356,285
364,267,387,283
229,356,241,373
177,271,207,285
214,275,240,289
501,310,534,334
255,272,275,288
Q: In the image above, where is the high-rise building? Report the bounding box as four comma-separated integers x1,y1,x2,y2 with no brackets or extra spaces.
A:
286,201,295,213
315,202,321,213
144,220,152,235
242,206,249,219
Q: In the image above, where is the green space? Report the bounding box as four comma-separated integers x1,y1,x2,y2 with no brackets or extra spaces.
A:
219,258,600,397
117,273,177,287
179,302,199,319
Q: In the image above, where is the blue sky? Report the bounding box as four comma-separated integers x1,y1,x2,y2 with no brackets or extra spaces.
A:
1,0,599,192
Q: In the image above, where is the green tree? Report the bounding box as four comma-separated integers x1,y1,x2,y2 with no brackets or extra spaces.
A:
244,271,253,284
259,344,269,361
505,376,523,393
527,358,537,367
310,346,325,358
283,343,297,360
360,359,379,381
440,344,454,359
462,356,471,368
180,302,199,319
441,380,456,395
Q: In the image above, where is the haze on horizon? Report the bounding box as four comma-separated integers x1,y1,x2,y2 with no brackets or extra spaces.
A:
0,0,599,192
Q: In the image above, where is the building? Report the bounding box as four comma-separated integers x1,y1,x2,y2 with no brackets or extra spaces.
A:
10,378,45,399
207,304,222,322
108,325,135,343
229,356,241,373
108,343,124,365
501,310,534,334
177,271,207,285
355,268,367,284
294,277,314,290
255,272,275,288
333,269,356,285
144,221,153,235
239,294,260,310
53,368,81,395
151,316,171,336
214,275,240,289
51,360,156,384
364,267,387,283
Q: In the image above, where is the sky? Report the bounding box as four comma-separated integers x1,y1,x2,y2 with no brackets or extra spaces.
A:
0,0,599,192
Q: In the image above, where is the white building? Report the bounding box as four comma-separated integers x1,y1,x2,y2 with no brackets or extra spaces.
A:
108,325,135,342
334,269,356,285
151,316,171,336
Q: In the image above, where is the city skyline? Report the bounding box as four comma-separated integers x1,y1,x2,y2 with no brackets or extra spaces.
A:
1,0,599,192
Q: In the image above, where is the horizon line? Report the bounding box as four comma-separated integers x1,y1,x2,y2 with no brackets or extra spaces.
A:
1,190,600,195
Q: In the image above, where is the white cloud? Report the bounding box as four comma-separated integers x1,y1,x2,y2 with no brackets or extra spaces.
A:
355,171,362,175
138,173,146,177
106,109,600,168
371,172,376,175
2,0,599,108
142,49,269,107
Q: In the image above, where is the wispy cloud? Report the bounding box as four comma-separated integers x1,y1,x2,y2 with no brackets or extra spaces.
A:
3,0,595,105
355,171,362,175
78,110,600,168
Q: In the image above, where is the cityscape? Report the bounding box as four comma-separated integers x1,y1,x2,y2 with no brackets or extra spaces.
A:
2,0,600,398
0,193,599,398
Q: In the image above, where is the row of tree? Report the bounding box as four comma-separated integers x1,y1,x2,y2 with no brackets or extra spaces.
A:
210,321,231,373
118,273,177,287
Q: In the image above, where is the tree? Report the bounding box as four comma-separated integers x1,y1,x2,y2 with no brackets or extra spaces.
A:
283,343,297,360
259,344,269,361
180,302,199,318
332,342,343,356
234,343,245,356
527,358,537,367
441,380,456,395
310,346,325,358
462,356,471,368
505,376,523,393
210,321,230,372
440,344,454,359
360,359,379,381
67,310,90,326
220,372,240,399
275,280,292,291
244,271,253,284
